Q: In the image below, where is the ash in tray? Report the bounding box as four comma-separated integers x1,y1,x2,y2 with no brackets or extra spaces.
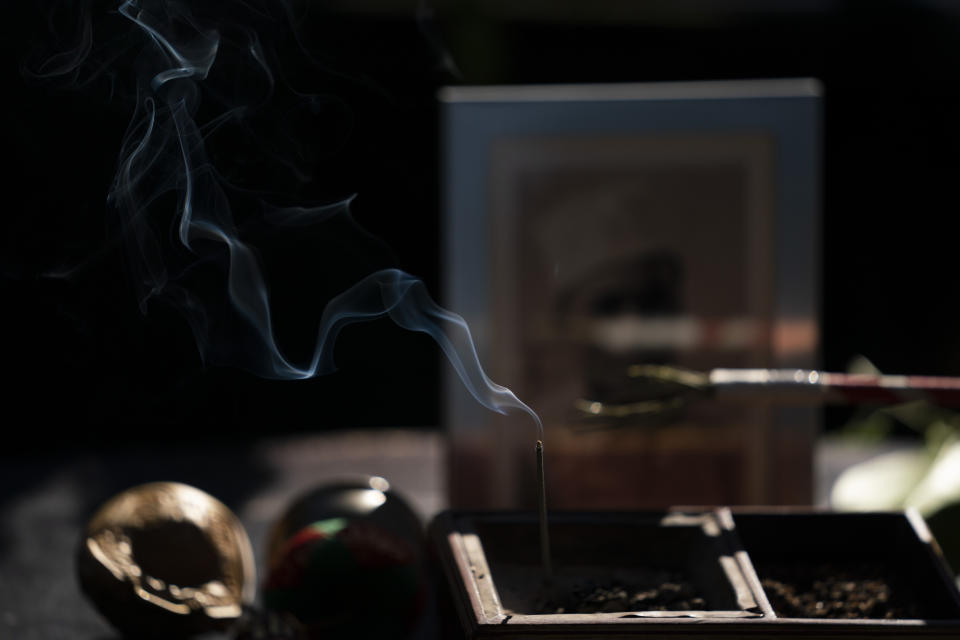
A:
495,565,707,615
758,562,923,619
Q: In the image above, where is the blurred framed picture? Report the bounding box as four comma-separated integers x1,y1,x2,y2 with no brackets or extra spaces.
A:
441,80,821,509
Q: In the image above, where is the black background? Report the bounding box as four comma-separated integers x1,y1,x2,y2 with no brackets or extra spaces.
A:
3,0,960,448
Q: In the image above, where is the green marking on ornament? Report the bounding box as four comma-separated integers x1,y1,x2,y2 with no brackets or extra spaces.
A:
308,517,348,537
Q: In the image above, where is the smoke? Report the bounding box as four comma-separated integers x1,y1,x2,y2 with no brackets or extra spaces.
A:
262,196,353,227
311,269,542,434
24,0,541,435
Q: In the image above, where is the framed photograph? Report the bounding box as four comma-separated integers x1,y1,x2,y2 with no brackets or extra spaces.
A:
441,80,821,509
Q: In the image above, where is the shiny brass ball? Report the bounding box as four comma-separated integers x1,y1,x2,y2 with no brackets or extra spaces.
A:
76,482,256,638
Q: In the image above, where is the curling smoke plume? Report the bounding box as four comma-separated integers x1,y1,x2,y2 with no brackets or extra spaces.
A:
25,0,541,433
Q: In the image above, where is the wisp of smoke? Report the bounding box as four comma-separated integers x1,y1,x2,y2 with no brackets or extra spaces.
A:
310,269,542,435
25,0,542,436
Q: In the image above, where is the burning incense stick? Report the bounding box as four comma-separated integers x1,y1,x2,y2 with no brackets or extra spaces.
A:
536,439,553,583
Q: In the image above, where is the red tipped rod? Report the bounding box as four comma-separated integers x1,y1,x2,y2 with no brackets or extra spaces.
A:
577,365,960,421
707,368,960,407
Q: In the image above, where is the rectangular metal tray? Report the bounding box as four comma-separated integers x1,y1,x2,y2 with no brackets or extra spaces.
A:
428,508,960,639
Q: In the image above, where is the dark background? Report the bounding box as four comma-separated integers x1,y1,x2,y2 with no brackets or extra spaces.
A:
3,0,960,448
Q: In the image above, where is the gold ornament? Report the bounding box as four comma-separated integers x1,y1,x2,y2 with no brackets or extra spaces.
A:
76,482,256,638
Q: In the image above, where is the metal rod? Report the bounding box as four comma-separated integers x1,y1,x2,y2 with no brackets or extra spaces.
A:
709,368,960,406
536,439,553,583
577,366,960,422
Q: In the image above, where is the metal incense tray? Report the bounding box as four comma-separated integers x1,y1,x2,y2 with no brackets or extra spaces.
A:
428,508,960,639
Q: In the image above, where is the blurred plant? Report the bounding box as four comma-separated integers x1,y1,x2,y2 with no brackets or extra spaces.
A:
831,356,960,578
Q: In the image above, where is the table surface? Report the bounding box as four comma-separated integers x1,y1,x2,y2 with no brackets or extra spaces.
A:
0,429,906,639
